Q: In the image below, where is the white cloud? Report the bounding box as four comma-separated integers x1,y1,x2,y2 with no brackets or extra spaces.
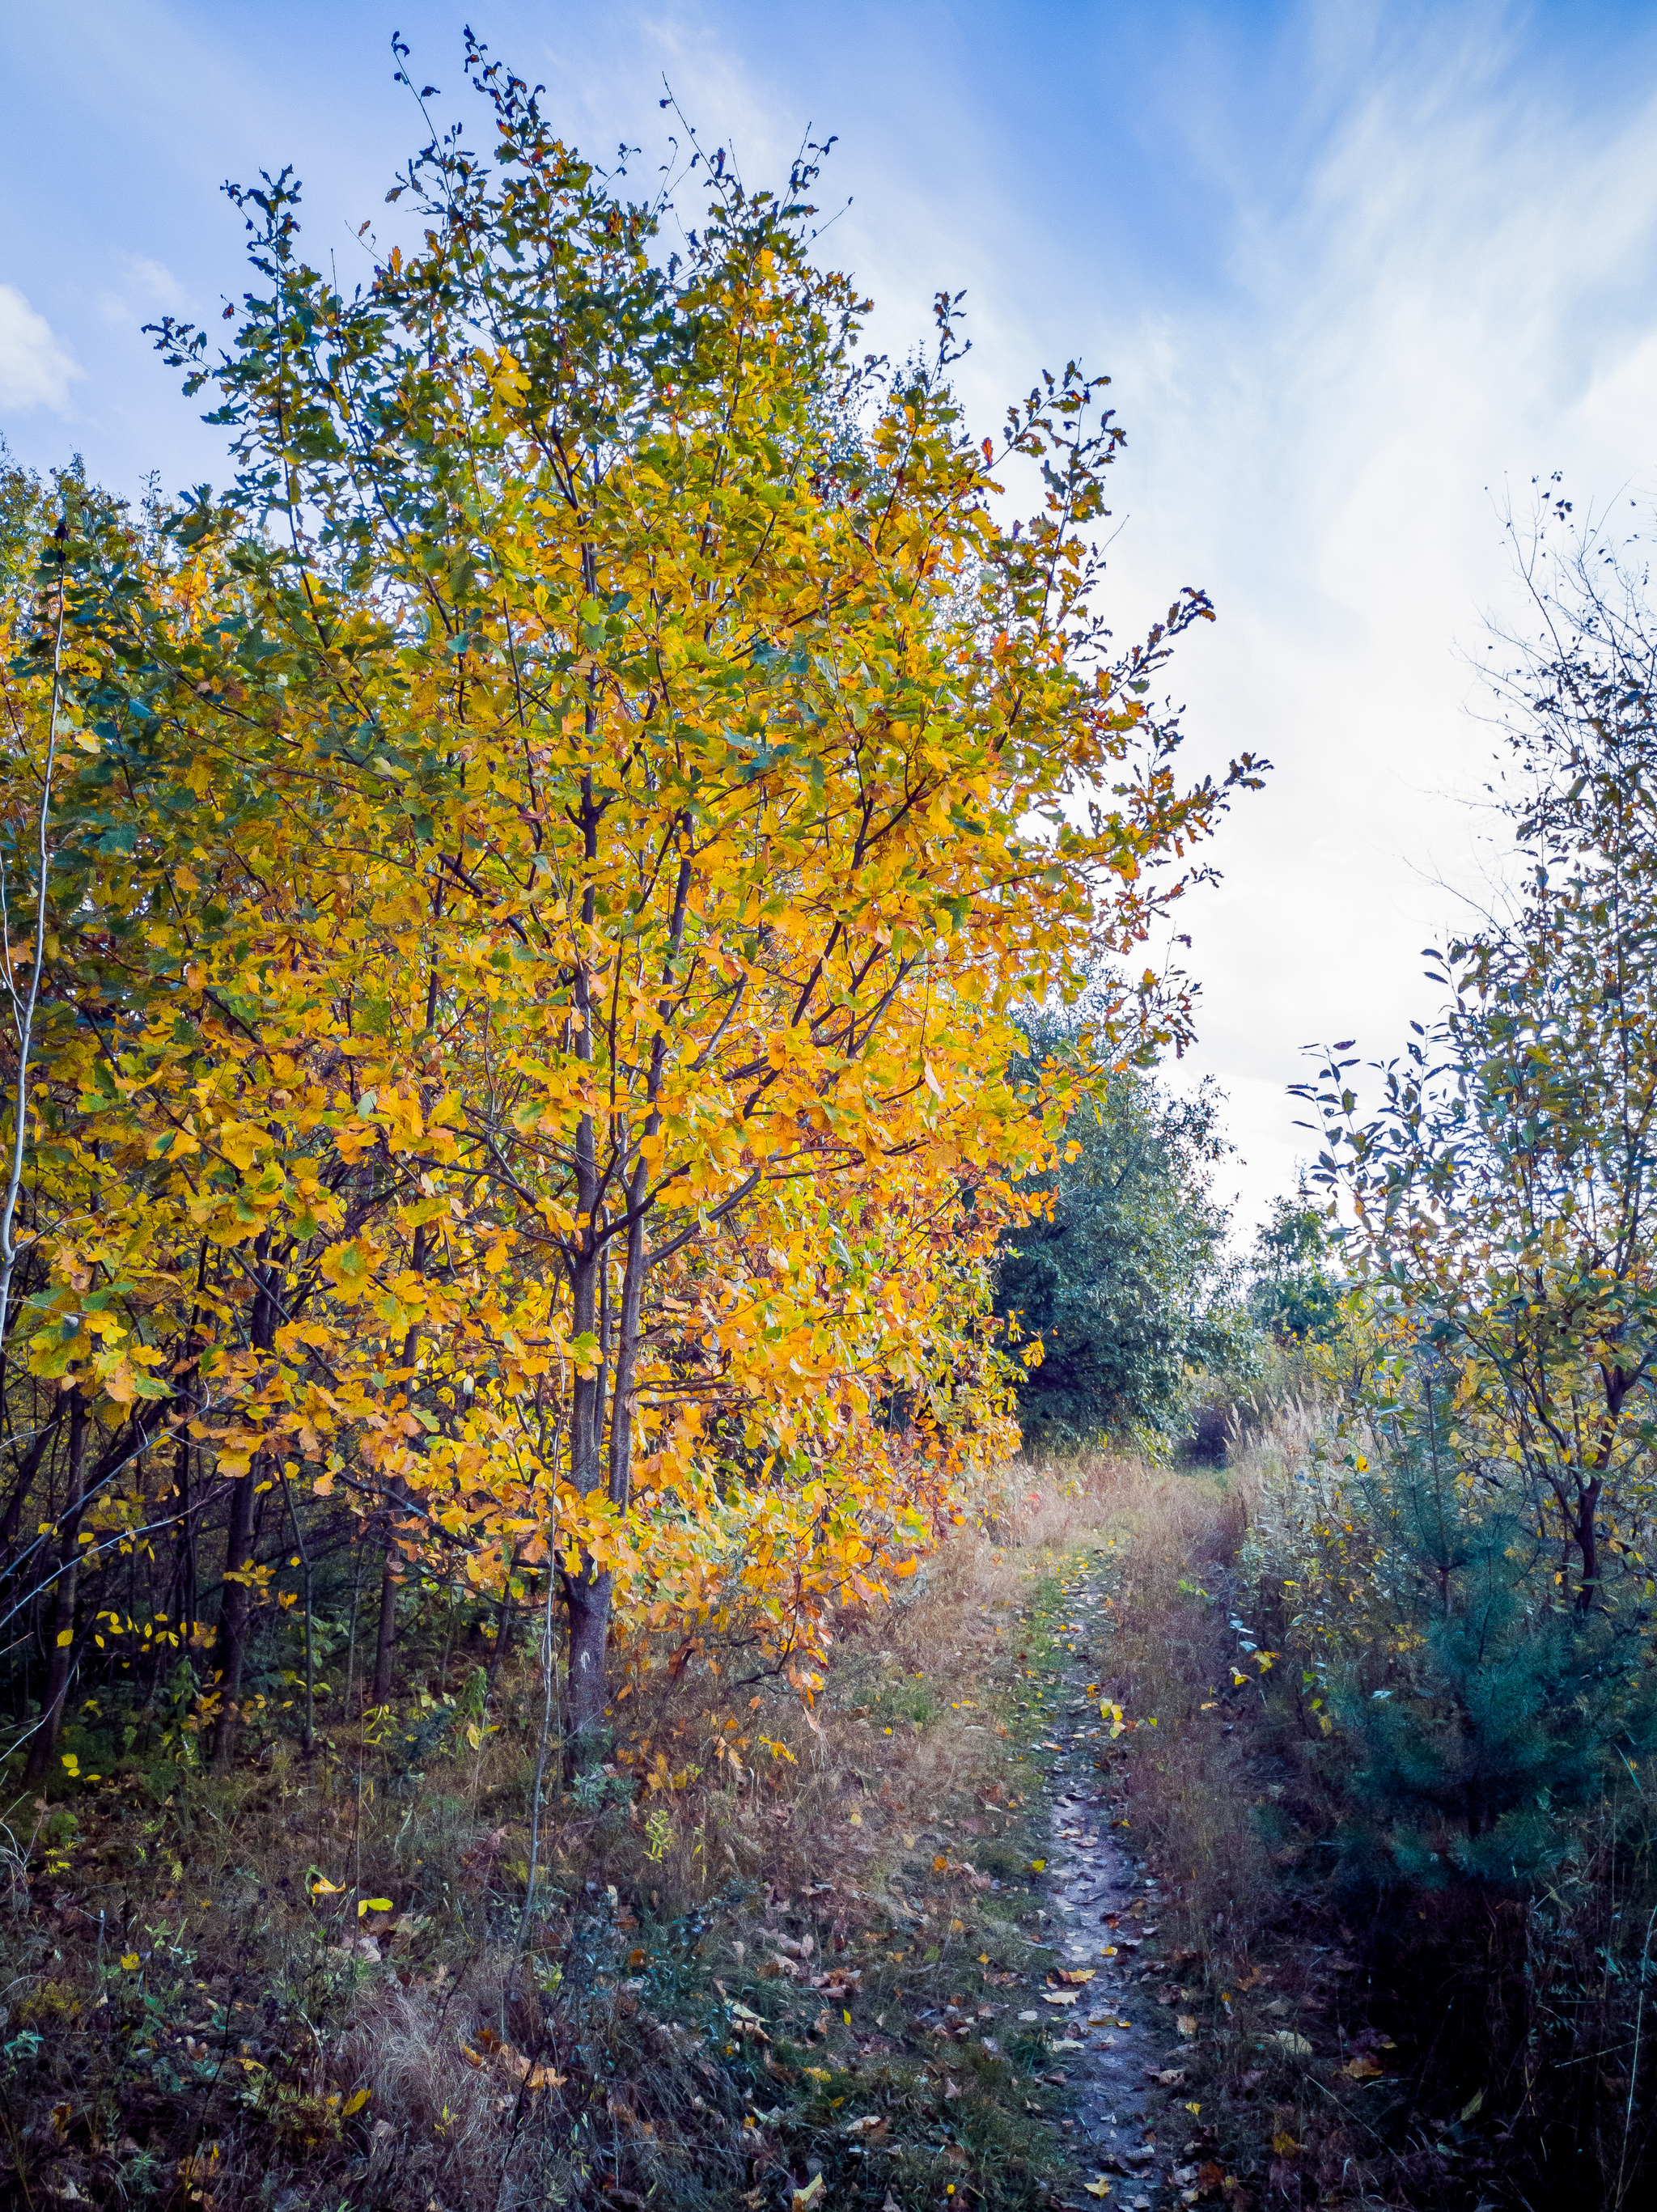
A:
0,282,83,413
99,253,189,328
1035,19,1657,1231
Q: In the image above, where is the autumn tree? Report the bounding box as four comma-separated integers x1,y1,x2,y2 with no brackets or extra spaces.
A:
0,38,1261,1765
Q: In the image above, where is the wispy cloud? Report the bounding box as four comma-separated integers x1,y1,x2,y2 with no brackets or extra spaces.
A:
1045,6,1657,1224
0,284,83,413
98,254,189,327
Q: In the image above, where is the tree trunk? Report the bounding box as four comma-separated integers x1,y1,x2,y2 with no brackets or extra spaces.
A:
562,1560,612,1772
371,1549,399,1708
25,1394,87,1784
210,1460,261,1770
172,1427,197,1638
342,1535,365,1718
1575,1478,1603,1613
211,1243,278,1769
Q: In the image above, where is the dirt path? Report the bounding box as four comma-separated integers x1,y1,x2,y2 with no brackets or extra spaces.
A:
1032,1564,1190,2210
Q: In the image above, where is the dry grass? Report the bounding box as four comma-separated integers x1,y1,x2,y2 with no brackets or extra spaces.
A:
0,1479,1142,2211
1005,1442,1407,2207
1062,1422,1657,2211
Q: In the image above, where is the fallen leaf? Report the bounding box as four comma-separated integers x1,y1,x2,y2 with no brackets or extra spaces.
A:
1341,2054,1383,2080
790,2178,825,2212
1272,2130,1303,2157
1176,2015,1198,2037
1055,1967,1096,1985
1083,2182,1113,2199
1268,2032,1312,2059
1042,1990,1080,2006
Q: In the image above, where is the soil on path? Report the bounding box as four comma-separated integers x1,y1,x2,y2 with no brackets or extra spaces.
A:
1032,1566,1193,2210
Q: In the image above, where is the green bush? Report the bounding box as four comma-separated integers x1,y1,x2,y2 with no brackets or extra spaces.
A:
995,1023,1257,1449
1324,1430,1657,1894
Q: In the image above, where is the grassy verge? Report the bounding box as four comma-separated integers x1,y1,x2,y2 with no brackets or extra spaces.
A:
1073,1438,1655,2210
0,1490,1122,2211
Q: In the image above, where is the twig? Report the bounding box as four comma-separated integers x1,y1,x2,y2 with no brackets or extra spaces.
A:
0,516,68,1333
518,1568,557,1958
1614,1901,1657,2208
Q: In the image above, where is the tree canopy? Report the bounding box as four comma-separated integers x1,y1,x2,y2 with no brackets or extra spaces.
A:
995,1027,1250,1450
0,41,1261,1767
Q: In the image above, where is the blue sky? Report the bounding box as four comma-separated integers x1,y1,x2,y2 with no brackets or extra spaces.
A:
6,1,1657,1228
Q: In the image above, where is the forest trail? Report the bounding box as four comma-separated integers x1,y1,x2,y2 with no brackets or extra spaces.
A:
1032,1562,1201,2210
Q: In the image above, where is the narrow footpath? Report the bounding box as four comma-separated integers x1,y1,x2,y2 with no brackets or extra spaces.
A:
1030,1562,1201,2210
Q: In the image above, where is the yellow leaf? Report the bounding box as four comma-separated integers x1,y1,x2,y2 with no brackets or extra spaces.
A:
311,1876,342,1895
358,1897,395,1916
56,1629,73,1647
1083,2183,1112,2198
341,2087,371,2115
120,1953,140,1971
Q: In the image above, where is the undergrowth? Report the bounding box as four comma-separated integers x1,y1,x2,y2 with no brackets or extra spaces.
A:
0,1497,1102,2211
1082,1422,1657,2212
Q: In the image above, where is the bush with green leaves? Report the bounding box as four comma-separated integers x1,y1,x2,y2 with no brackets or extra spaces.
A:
1248,1197,1342,1347
995,1024,1256,1450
